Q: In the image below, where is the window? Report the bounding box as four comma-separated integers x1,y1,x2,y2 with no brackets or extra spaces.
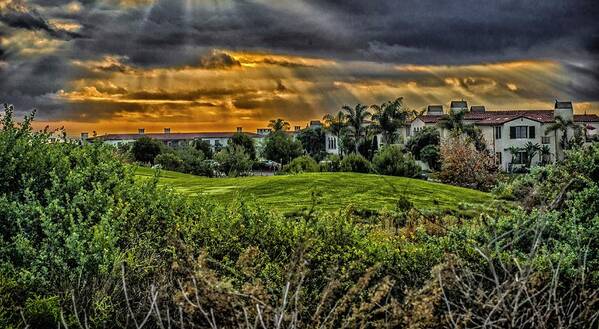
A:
510,126,535,139
513,151,528,165
494,126,502,139
214,140,221,146
328,137,337,150
542,136,550,144
406,127,411,137
495,152,502,165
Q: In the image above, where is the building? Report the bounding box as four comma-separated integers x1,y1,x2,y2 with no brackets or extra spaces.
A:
90,127,264,149
409,100,599,171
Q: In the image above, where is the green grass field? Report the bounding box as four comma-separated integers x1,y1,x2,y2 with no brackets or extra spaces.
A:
135,167,507,215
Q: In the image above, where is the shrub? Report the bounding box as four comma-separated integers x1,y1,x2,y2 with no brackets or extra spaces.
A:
282,155,319,173
372,145,420,177
340,153,372,173
154,152,183,171
319,154,342,172
131,137,163,163
214,144,253,176
437,134,497,191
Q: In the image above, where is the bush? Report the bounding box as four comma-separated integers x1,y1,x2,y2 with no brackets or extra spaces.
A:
214,145,253,176
437,134,497,191
319,154,342,172
131,137,163,163
282,155,319,173
154,152,183,171
340,153,372,173
372,145,420,177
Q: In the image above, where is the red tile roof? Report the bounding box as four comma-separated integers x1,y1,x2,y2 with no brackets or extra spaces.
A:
414,110,599,125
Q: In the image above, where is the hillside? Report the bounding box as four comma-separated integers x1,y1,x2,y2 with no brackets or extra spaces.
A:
135,167,504,215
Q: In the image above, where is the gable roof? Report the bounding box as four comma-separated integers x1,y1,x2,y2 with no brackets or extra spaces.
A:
412,109,599,126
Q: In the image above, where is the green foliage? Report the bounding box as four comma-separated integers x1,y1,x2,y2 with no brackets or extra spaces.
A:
192,138,213,158
262,131,304,165
154,152,183,171
372,145,420,177
297,127,327,161
420,144,440,170
319,154,342,172
131,137,163,163
282,155,319,173
340,153,372,173
406,126,440,169
214,144,253,177
229,132,256,160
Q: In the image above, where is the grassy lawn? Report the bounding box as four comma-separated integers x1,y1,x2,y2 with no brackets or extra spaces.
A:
135,167,507,215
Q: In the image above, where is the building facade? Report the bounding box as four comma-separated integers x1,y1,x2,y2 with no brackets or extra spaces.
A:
409,100,599,171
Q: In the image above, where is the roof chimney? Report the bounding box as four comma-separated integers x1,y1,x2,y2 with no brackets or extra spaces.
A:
164,128,171,134
427,105,443,115
236,127,243,133
554,100,573,121
138,128,145,135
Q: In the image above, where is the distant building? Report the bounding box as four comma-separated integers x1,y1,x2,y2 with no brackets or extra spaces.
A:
409,100,599,170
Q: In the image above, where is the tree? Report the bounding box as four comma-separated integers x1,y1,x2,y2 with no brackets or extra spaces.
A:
342,104,371,154
540,144,552,165
437,109,468,132
437,110,486,151
282,155,319,173
406,126,440,160
420,144,441,171
339,153,372,173
322,111,346,155
370,97,413,145
262,132,304,165
214,145,253,177
229,132,257,160
523,142,541,168
131,137,163,164
193,138,213,158
297,127,327,161
268,118,291,132
545,116,579,151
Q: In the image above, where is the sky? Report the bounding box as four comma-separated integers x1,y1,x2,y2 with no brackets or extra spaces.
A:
1,0,598,135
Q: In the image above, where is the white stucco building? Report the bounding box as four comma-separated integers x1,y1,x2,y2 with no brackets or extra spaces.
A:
409,100,599,171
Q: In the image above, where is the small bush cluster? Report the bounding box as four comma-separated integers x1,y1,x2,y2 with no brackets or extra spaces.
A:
372,145,421,177
282,155,319,173
340,153,372,173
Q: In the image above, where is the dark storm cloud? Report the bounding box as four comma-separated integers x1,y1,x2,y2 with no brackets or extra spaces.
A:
2,0,599,124
0,0,82,39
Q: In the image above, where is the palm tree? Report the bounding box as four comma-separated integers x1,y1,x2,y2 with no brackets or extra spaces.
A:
523,142,541,168
540,145,551,165
437,109,467,132
322,111,346,140
545,116,578,151
507,146,522,171
322,110,346,155
370,97,414,145
342,104,371,153
268,118,290,133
